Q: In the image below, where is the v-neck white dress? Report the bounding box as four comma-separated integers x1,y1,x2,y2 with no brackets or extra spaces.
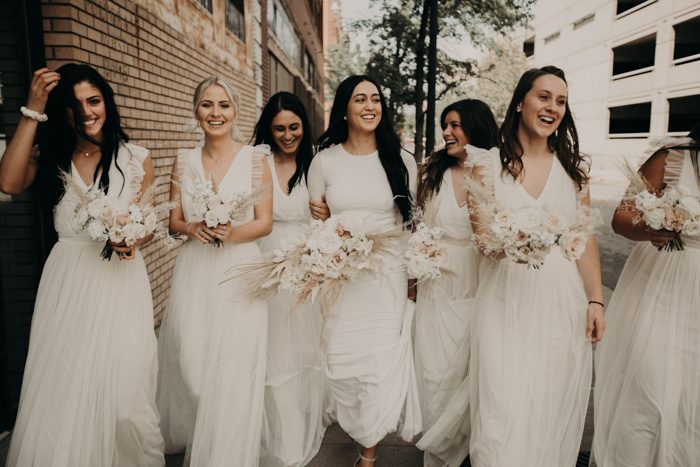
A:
468,148,592,467
257,154,327,467
7,143,165,467
157,145,268,467
415,166,479,467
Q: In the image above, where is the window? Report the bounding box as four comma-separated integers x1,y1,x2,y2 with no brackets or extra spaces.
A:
225,0,245,41
269,53,294,95
573,12,595,30
612,33,655,78
544,31,560,44
196,0,212,13
267,0,302,67
304,51,315,89
523,35,534,57
616,0,656,16
673,16,700,65
668,94,700,133
609,102,652,135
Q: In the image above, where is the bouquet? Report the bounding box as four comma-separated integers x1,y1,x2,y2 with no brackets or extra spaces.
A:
405,217,446,281
223,212,403,314
65,175,177,260
188,176,262,247
623,165,700,251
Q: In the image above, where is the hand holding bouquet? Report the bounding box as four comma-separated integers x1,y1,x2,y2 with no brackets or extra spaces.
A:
405,218,447,281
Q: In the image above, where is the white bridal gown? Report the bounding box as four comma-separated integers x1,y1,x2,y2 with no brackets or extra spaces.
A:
6,143,164,467
592,142,700,467
157,145,268,467
257,154,327,467
414,166,480,467
468,148,592,467
307,144,422,447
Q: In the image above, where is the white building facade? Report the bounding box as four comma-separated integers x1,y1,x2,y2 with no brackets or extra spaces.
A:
527,0,700,159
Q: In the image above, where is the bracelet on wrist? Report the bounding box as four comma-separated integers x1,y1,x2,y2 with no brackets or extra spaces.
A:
20,106,48,122
588,300,605,308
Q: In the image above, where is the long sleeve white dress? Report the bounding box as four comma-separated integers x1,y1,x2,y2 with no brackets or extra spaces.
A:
306,144,422,447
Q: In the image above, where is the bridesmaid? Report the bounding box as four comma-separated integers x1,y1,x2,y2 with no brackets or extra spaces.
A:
592,124,700,467
414,99,498,467
307,75,421,467
466,66,605,467
1,64,164,466
156,77,272,467
251,91,329,467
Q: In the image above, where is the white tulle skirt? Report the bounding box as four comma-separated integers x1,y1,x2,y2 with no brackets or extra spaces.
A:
322,259,422,448
7,238,164,467
258,223,327,467
157,240,267,467
469,250,591,467
592,241,700,467
414,241,478,467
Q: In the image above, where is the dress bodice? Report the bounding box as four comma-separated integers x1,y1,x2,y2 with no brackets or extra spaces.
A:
307,144,417,230
54,142,149,241
178,145,265,225
429,167,471,241
267,153,310,225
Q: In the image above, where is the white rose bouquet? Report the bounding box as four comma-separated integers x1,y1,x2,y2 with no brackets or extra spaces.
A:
405,220,446,281
224,212,402,314
188,176,261,247
65,176,177,260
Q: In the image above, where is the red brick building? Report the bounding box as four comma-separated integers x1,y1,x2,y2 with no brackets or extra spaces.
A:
0,0,324,431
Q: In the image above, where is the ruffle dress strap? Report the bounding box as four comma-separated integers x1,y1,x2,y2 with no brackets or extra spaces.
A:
251,144,270,190
122,143,148,198
662,147,686,189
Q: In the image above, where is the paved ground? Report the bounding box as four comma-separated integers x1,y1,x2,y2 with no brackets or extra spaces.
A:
0,195,635,467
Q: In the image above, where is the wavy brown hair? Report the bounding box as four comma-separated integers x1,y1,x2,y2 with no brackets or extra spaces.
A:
417,99,498,206
498,65,587,189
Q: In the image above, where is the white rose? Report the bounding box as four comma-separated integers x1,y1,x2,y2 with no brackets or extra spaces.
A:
75,208,89,227
644,208,665,230
122,223,147,245
316,230,344,255
204,210,219,228
512,209,541,234
144,213,157,233
559,231,588,260
683,218,700,237
213,204,231,225
108,226,125,243
128,205,143,223
635,191,659,212
87,198,107,219
87,220,108,241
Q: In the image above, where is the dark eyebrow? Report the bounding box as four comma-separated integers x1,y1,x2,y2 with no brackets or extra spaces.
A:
87,95,101,100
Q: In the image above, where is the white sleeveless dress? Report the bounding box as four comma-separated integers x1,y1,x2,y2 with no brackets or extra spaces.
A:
6,143,164,467
592,143,700,467
157,145,268,467
257,154,327,467
306,144,422,447
414,167,479,467
468,148,592,467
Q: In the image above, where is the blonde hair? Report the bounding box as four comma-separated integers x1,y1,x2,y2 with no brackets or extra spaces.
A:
192,76,243,141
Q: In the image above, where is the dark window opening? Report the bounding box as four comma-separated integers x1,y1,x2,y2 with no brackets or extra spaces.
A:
668,95,700,133
197,0,213,13
616,0,655,16
609,102,652,134
523,36,534,57
612,33,655,77
225,0,245,41
673,16,700,63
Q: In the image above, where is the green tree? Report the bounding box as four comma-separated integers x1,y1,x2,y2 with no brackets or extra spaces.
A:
476,38,529,123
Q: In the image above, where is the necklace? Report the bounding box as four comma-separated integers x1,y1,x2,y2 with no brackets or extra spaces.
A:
203,147,224,164
75,144,100,158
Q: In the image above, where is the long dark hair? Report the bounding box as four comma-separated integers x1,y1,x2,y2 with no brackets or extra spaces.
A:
498,65,587,189
252,92,313,193
417,99,498,206
37,63,127,209
316,75,411,222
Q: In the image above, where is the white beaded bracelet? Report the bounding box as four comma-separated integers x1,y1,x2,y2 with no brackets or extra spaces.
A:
20,106,48,122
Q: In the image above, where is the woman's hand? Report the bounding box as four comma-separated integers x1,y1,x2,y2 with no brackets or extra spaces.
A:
109,241,137,260
186,221,216,244
407,279,417,302
648,228,677,249
586,302,606,344
26,68,61,114
309,197,330,221
211,223,234,244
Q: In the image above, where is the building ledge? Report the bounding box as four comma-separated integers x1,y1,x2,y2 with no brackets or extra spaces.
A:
611,65,654,81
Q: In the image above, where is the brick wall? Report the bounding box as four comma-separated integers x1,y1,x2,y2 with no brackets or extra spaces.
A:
39,0,263,324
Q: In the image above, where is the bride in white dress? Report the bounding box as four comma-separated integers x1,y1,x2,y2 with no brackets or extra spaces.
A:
592,126,700,467
156,77,272,467
251,91,329,467
466,66,605,467
307,75,421,467
414,99,498,467
1,64,164,466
